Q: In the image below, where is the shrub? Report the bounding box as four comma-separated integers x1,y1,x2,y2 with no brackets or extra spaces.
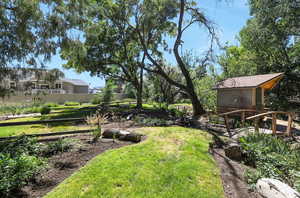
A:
0,153,45,195
0,136,46,196
39,105,51,115
0,135,41,156
45,102,58,107
64,101,80,106
134,117,167,126
42,138,74,157
91,95,102,104
240,133,300,191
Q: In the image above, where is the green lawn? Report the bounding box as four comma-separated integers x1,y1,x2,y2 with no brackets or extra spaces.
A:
45,127,224,198
0,105,97,137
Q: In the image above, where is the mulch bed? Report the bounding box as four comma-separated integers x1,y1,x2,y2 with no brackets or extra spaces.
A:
15,134,136,198
212,148,262,198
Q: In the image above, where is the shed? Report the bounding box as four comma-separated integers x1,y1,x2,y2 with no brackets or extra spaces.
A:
214,73,284,113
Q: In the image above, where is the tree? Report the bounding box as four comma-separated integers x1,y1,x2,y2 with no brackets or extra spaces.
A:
218,45,257,78
128,0,217,116
219,0,300,110
0,0,84,95
144,66,183,104
61,0,146,108
61,0,217,116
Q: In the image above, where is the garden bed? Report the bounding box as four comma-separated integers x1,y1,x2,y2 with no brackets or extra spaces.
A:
9,134,137,198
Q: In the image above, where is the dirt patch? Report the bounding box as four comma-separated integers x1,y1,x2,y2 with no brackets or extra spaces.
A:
16,134,136,198
212,148,262,198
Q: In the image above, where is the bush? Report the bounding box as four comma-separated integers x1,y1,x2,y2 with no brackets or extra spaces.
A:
39,105,51,115
91,95,102,104
45,102,59,107
0,136,46,196
0,153,45,195
64,101,80,106
240,133,300,191
42,138,74,157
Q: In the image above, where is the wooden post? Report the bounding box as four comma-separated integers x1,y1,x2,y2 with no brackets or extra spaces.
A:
241,111,245,127
224,115,232,137
272,113,277,135
254,118,259,132
286,113,293,136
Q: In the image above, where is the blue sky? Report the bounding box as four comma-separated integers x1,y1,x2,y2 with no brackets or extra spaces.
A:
47,0,250,88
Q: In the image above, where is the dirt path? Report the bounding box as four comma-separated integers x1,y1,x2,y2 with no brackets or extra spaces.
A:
212,148,262,198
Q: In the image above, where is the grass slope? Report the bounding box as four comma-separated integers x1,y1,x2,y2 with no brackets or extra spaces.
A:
45,127,224,198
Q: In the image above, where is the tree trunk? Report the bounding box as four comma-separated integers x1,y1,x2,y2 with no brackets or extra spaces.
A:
189,89,206,117
136,67,143,109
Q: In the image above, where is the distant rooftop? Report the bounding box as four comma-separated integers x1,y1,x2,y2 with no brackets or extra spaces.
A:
62,78,88,86
214,73,284,89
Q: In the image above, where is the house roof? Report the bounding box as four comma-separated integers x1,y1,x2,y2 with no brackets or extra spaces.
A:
214,73,284,90
62,78,88,86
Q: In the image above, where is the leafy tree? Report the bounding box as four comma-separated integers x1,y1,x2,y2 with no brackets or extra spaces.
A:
61,0,145,108
0,0,84,95
61,0,217,116
218,45,257,78
219,0,300,110
127,0,217,116
144,66,183,104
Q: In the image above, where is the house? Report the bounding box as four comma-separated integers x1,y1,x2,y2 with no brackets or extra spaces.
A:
214,73,284,113
4,69,89,95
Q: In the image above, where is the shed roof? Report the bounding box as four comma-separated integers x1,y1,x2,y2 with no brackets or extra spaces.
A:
214,73,284,90
62,78,88,86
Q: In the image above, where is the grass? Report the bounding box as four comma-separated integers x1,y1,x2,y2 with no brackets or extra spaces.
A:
0,105,97,137
45,127,224,198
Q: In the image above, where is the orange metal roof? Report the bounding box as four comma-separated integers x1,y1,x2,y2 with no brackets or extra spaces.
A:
214,73,284,90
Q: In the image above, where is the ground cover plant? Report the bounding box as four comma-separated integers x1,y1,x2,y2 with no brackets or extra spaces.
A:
45,127,224,198
240,133,300,191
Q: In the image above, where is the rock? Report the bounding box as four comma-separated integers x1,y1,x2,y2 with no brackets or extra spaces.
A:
290,143,300,150
119,132,142,143
224,143,242,161
256,178,300,198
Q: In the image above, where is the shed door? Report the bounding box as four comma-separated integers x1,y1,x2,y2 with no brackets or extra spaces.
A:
256,87,263,110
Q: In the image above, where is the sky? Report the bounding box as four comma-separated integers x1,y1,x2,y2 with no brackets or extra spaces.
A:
47,0,251,88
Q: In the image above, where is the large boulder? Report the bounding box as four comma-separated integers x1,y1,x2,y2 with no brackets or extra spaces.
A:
256,178,300,198
224,143,242,161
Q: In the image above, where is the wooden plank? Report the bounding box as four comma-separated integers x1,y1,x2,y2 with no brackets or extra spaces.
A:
246,111,292,120
0,117,85,127
286,113,293,136
0,129,94,141
272,113,277,135
218,109,259,116
241,111,245,127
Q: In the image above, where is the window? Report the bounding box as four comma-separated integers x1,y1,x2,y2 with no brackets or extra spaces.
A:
10,82,16,89
40,84,50,89
55,83,62,89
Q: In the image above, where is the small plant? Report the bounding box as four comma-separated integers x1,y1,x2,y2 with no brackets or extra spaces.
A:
42,138,74,157
64,101,80,106
86,113,108,143
39,105,51,115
